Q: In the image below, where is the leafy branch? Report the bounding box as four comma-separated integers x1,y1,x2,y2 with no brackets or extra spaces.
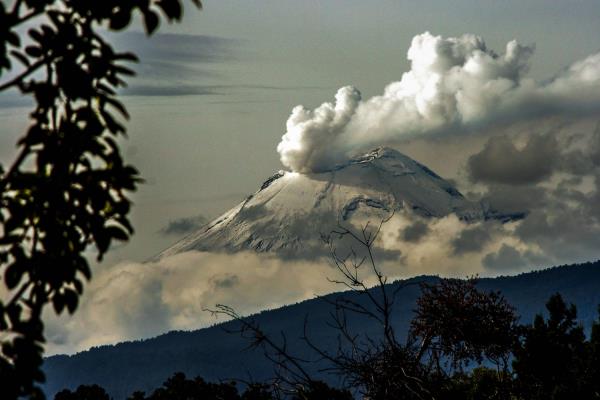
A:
0,0,201,398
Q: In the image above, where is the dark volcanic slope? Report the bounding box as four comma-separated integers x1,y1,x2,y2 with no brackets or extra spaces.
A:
44,261,600,399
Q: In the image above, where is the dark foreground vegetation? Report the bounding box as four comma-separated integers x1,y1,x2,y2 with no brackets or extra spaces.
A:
0,0,201,398
53,281,600,400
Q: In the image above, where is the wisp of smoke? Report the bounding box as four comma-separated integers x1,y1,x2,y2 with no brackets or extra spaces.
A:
277,32,600,173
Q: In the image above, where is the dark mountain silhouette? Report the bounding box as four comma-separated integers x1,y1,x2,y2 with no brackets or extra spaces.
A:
43,260,600,399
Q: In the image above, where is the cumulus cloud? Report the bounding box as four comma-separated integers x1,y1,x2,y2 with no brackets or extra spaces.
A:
468,134,560,185
482,244,529,273
401,220,430,243
377,213,534,278
477,184,549,215
466,130,600,267
451,224,493,255
277,32,600,173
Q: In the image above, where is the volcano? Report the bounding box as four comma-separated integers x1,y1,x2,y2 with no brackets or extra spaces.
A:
155,147,522,259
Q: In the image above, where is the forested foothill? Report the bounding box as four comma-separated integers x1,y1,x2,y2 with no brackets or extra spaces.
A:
51,262,600,400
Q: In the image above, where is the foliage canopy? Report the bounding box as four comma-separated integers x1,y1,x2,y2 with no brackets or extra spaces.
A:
0,0,200,398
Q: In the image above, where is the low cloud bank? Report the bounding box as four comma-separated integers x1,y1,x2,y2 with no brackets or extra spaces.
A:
45,252,340,355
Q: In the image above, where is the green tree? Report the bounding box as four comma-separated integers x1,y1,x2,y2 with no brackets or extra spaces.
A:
512,293,588,399
54,384,110,400
441,367,512,400
586,306,600,397
141,372,240,400
410,278,519,373
0,0,200,398
291,381,353,400
123,372,278,400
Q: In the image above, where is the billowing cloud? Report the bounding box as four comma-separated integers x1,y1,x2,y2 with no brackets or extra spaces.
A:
277,86,361,173
465,124,600,265
42,211,502,355
377,213,534,278
277,32,600,173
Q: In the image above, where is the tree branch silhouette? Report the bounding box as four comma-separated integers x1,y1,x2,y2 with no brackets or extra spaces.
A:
0,1,202,397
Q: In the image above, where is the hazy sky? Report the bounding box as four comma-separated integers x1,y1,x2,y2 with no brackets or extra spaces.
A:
2,0,599,262
2,0,600,353
119,0,600,262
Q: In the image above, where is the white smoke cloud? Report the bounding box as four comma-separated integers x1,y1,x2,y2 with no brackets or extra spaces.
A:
277,32,600,173
276,86,361,173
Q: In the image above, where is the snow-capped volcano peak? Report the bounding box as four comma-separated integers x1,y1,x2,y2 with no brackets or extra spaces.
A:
155,147,521,259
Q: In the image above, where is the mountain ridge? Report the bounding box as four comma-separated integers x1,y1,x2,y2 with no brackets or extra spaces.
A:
43,260,600,399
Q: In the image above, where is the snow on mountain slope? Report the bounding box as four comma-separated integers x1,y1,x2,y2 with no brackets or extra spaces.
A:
155,147,522,259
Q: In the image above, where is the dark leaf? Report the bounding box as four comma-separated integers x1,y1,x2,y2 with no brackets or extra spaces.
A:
10,50,30,67
104,96,129,119
0,234,20,245
94,230,110,257
63,289,78,314
106,225,129,241
28,28,43,44
79,261,92,281
4,262,25,290
114,52,139,62
157,0,183,20
7,31,21,47
24,45,42,58
113,64,136,77
142,9,160,35
73,278,83,294
52,293,65,314
109,11,132,31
